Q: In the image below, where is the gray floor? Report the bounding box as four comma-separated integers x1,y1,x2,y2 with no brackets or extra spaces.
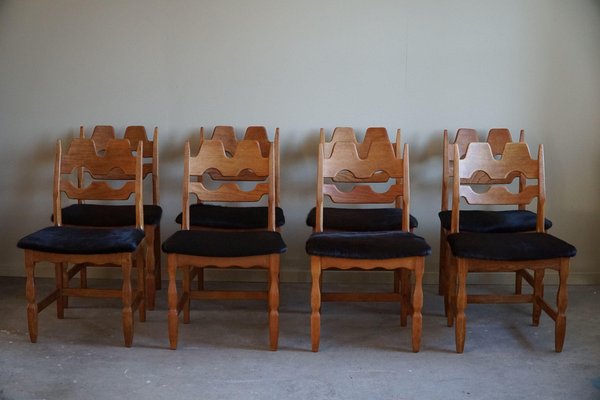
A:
0,277,599,400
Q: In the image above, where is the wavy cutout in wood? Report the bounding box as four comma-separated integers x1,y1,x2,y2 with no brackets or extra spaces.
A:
190,140,269,177
61,139,138,175
188,181,269,202
459,142,538,180
323,141,403,179
323,183,403,204
459,184,539,206
61,180,137,201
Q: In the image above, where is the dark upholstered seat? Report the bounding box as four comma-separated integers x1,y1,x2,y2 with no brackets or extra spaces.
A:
175,204,285,229
447,232,576,261
162,230,286,257
438,210,552,233
306,231,431,260
60,204,163,226
306,207,418,231
17,226,145,255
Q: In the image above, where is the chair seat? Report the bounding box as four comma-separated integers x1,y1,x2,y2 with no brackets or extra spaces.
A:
59,204,163,226
438,210,552,233
175,204,285,229
447,232,577,261
306,207,418,231
162,230,287,257
306,231,431,259
17,226,145,254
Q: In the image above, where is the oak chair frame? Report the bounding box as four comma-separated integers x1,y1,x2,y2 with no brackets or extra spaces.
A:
309,140,426,352
166,139,282,350
446,142,570,353
22,138,146,347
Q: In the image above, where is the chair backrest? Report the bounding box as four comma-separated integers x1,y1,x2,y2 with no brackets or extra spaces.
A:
321,127,401,159
54,138,144,229
80,125,159,205
181,139,276,230
450,142,545,233
314,140,410,232
441,128,526,211
199,126,280,206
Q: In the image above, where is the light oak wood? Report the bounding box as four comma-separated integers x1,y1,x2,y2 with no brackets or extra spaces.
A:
23,138,146,347
167,139,281,350
310,138,425,352
446,142,571,353
438,128,529,300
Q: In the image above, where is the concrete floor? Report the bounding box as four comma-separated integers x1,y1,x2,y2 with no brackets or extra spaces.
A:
0,277,599,400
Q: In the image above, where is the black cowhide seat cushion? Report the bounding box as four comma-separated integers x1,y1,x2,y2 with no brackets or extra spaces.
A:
438,210,552,233
306,207,418,231
162,230,287,257
305,231,431,259
447,232,577,261
17,226,145,254
59,204,163,226
175,204,285,229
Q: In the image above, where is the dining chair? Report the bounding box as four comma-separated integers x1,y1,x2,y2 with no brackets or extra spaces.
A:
162,139,286,350
445,142,576,352
17,138,146,347
305,140,431,352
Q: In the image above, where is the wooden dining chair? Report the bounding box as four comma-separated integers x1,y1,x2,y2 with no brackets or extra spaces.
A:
305,127,419,298
162,139,286,350
305,140,431,352
445,142,576,353
17,138,146,347
438,128,553,309
58,125,162,309
174,126,285,291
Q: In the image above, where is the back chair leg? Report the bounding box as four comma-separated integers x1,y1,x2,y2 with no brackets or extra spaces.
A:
455,259,468,353
137,254,146,323
54,262,65,319
25,253,38,343
400,269,411,327
183,266,191,324
532,269,545,326
145,227,156,310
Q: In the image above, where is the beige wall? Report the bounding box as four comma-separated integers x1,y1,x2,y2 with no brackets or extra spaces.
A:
1,0,599,283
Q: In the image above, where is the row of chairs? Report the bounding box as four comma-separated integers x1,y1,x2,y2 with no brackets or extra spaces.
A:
17,125,576,353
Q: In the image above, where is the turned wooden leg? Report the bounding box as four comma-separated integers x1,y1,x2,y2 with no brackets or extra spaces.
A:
446,258,457,327
400,269,411,327
25,252,38,343
455,258,468,353
121,259,134,347
136,252,146,323
411,261,424,353
154,225,162,290
438,228,447,296
145,228,156,310
532,269,545,326
54,262,65,319
167,254,179,350
183,266,191,324
268,255,280,351
515,270,523,295
310,256,322,352
555,258,569,352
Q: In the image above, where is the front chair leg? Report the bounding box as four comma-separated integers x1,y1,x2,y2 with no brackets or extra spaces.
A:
121,259,134,347
310,257,322,352
25,252,38,343
411,261,424,352
167,254,179,350
455,258,468,353
555,258,569,352
268,255,280,351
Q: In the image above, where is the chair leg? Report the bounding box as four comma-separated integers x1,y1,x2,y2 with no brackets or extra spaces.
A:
446,258,456,327
121,259,134,348
411,261,424,353
400,269,410,327
555,258,569,352
268,255,280,351
24,252,38,343
183,266,191,324
532,269,545,326
515,270,523,295
197,267,204,290
455,258,468,353
136,252,146,323
310,257,322,352
167,254,179,350
438,228,447,296
394,270,400,293
154,225,162,290
145,227,156,310
54,262,65,319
